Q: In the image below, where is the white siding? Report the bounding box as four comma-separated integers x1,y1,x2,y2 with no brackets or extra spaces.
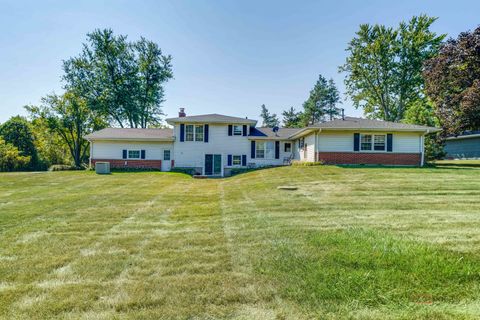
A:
298,132,316,162
173,124,250,169
317,130,421,153
173,124,293,169
92,141,173,160
393,132,421,153
317,131,353,151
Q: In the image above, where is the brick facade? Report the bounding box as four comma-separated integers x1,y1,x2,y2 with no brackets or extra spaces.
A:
91,159,162,169
317,152,421,166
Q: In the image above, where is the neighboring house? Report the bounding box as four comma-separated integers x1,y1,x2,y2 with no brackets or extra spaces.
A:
85,109,439,176
445,131,480,159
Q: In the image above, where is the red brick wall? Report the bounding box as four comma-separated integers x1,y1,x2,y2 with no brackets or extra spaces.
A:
91,159,162,169
317,152,421,166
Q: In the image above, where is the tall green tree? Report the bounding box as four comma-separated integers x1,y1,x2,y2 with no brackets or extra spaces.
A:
27,92,106,167
324,79,341,121
63,29,173,128
302,75,329,125
282,107,303,128
260,104,280,127
339,15,444,122
423,26,480,136
0,116,39,170
26,109,70,166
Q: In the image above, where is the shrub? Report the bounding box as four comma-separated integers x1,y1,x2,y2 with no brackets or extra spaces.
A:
170,167,199,175
0,138,31,172
291,160,324,166
48,164,84,171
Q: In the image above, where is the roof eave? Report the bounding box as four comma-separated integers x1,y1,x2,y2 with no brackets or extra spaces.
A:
85,137,175,142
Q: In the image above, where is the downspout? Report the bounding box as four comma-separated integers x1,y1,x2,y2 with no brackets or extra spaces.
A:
89,140,93,168
421,130,429,167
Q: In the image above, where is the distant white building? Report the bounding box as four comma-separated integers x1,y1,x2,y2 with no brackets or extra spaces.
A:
85,108,439,176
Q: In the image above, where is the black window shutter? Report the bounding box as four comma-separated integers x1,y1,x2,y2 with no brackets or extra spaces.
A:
227,155,232,166
204,124,209,143
228,125,233,136
122,149,127,159
180,124,185,142
242,155,247,166
387,133,393,152
251,141,255,159
141,150,146,159
275,141,280,159
353,133,360,151
242,125,247,136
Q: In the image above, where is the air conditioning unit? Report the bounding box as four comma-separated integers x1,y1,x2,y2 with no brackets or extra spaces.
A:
95,162,110,174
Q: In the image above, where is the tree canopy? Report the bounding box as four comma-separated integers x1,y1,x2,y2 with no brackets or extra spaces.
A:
423,26,480,135
340,15,444,122
301,75,341,125
63,29,173,128
282,107,303,128
260,104,280,127
27,92,107,167
0,116,39,170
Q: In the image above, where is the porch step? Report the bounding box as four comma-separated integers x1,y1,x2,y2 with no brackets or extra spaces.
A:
193,175,208,179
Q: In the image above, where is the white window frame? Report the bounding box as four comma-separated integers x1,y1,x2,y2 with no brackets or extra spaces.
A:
233,125,242,136
232,155,242,166
128,150,141,159
185,124,204,142
195,125,204,141
360,133,386,152
185,124,194,141
255,141,275,159
284,142,291,153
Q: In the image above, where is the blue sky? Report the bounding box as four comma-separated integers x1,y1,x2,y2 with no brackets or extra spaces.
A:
0,0,478,124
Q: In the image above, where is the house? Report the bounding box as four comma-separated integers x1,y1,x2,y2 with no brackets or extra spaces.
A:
85,109,440,176
444,131,480,159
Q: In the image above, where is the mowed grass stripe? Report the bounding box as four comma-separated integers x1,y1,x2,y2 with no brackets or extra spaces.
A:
1,165,480,319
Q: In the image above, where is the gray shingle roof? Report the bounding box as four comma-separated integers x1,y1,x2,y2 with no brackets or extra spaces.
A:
166,114,257,125
309,117,440,131
85,128,174,141
249,127,302,140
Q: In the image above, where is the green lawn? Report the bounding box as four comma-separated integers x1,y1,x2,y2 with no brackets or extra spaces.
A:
1,165,480,319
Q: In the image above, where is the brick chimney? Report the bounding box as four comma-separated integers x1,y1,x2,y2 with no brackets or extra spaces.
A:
178,108,186,117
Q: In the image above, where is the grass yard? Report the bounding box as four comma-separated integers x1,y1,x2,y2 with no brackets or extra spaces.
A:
1,164,480,319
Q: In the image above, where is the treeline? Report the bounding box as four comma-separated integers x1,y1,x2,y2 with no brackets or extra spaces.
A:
2,17,480,170
258,15,480,160
1,29,172,171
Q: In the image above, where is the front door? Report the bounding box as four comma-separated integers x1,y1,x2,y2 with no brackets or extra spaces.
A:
161,150,171,171
205,154,222,176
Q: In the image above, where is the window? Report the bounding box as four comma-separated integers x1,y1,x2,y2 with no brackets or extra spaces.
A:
185,125,194,141
128,150,140,159
374,135,386,151
164,150,171,161
256,141,265,159
185,124,204,141
233,125,242,135
360,134,386,151
195,125,204,141
284,142,291,153
360,134,372,150
255,141,275,159
232,155,241,165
